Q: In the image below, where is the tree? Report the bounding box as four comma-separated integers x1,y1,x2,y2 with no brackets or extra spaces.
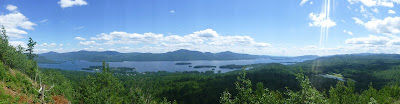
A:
286,70,326,104
220,68,284,104
0,25,8,44
78,61,124,103
35,74,55,102
26,37,37,60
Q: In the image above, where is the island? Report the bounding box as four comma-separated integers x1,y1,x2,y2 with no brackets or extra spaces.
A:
81,66,135,73
175,62,192,65
219,64,246,69
193,65,217,68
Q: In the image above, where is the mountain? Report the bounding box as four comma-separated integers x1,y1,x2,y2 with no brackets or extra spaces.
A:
37,49,320,63
38,49,264,62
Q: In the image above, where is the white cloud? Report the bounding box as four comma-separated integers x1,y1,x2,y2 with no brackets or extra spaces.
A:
120,47,130,50
300,0,309,6
388,10,396,14
39,19,48,23
353,17,365,25
363,17,400,34
6,5,17,11
74,37,86,40
360,5,366,12
348,0,394,7
0,5,36,39
371,8,379,13
170,10,175,13
344,35,400,51
345,35,390,45
92,32,164,45
191,29,219,38
343,30,354,35
89,29,268,47
308,12,336,28
39,43,63,47
73,26,84,29
305,45,318,49
87,29,271,53
8,41,26,48
310,1,313,4
58,0,88,8
90,33,114,41
79,41,99,46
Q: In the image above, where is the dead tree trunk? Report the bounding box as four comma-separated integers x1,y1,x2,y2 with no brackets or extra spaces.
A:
35,74,54,102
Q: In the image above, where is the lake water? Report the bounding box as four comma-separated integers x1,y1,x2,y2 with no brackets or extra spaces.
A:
38,58,314,73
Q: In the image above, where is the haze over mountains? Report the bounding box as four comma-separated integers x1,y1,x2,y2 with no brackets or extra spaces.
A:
37,49,319,63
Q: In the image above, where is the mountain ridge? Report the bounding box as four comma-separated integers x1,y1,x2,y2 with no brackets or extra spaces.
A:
37,49,319,63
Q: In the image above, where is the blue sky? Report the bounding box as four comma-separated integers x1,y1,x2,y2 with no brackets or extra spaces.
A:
1,0,400,56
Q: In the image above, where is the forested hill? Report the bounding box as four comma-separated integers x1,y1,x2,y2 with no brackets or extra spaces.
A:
38,49,319,62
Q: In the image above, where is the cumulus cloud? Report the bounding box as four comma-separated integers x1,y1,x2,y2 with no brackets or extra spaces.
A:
308,12,336,28
300,0,309,6
6,5,18,11
74,37,86,40
362,17,400,34
353,17,365,24
79,41,99,46
40,43,60,47
344,35,400,54
87,29,271,53
0,5,36,39
371,8,379,13
345,35,390,45
90,29,269,47
388,10,396,14
360,5,367,12
58,0,88,8
343,30,354,35
192,29,219,38
8,41,26,48
92,32,164,45
348,0,395,7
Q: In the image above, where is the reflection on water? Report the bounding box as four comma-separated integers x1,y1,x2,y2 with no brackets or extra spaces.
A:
38,58,314,73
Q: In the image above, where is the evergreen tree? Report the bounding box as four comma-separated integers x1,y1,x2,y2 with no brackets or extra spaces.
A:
26,37,37,60
0,25,8,44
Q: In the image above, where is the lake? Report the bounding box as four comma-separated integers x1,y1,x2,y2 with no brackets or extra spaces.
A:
38,57,315,73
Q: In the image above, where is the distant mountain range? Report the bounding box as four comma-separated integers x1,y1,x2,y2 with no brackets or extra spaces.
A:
36,49,319,63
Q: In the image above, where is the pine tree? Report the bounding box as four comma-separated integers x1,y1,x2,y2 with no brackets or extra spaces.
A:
26,37,37,60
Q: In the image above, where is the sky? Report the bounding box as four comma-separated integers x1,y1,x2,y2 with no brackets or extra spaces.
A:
0,0,400,56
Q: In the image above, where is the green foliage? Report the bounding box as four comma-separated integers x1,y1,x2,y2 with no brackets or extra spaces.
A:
127,87,177,104
328,80,357,104
77,62,175,104
78,62,124,103
285,71,326,104
40,69,77,103
0,60,38,103
0,60,7,80
0,27,37,78
220,68,285,104
220,68,400,104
